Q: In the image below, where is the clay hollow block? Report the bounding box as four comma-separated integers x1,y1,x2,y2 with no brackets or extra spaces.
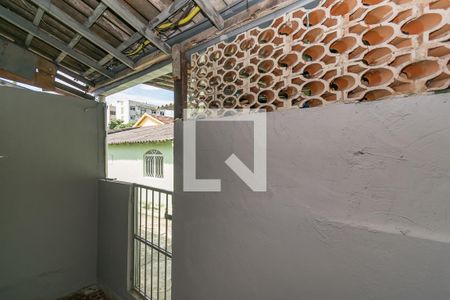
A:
189,0,450,111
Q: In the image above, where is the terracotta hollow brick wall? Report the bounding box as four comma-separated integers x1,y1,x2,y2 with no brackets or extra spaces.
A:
189,0,450,111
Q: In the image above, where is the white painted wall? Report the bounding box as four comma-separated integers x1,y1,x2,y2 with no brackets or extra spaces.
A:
0,87,105,300
174,93,450,300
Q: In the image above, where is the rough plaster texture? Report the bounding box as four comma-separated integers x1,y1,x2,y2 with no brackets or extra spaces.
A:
173,93,450,300
97,180,135,300
0,87,105,300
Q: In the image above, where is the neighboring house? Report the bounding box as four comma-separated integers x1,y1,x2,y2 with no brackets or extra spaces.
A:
110,99,157,123
107,123,173,191
133,113,173,128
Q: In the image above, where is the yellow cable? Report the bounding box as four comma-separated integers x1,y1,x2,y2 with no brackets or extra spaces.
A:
157,22,173,30
177,6,201,26
126,40,152,56
157,6,201,30
126,6,202,57
125,43,144,56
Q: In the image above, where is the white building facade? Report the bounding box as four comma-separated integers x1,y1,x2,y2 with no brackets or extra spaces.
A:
109,100,156,123
106,104,116,125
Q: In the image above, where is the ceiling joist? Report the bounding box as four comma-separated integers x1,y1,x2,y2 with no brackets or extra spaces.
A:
58,66,94,86
0,5,114,78
55,81,95,100
24,8,44,47
102,0,172,54
147,0,190,30
0,0,307,96
193,0,224,30
29,0,135,69
55,73,88,92
55,3,108,63
83,32,142,77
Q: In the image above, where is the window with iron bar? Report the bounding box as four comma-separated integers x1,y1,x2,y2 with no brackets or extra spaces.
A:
144,150,164,178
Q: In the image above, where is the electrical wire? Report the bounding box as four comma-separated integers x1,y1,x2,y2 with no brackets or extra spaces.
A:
124,3,201,58
157,4,201,31
124,39,152,57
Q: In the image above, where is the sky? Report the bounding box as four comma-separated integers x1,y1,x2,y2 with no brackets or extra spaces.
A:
106,84,174,107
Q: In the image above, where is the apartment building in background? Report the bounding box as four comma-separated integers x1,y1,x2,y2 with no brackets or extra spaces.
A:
106,104,116,125
108,99,157,123
155,108,174,117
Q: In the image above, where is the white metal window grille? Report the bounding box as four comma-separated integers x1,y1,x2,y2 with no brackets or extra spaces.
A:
144,150,164,178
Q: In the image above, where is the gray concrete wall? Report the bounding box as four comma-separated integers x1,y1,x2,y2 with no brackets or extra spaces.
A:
97,180,135,300
173,93,450,300
0,87,105,300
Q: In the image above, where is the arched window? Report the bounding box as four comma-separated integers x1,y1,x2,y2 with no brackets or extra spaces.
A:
144,150,164,178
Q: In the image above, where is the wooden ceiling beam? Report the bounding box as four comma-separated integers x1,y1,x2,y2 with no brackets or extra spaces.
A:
29,0,135,69
151,78,173,86
83,32,142,77
0,37,56,91
145,82,173,91
24,8,44,47
147,0,190,30
55,81,95,100
58,66,94,86
150,0,170,11
90,49,168,93
0,5,114,78
55,73,88,92
102,0,171,54
180,0,302,52
193,0,224,30
55,3,107,63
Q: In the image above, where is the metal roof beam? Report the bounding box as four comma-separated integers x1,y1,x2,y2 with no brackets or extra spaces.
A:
0,5,114,78
193,0,224,30
29,0,135,69
102,0,171,54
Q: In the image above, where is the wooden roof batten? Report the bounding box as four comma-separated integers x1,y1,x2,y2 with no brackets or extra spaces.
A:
193,0,224,30
29,0,135,69
101,0,172,55
89,0,230,94
0,5,114,78
55,3,108,64
0,0,289,98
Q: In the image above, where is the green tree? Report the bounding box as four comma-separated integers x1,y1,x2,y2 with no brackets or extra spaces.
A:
108,119,135,130
108,119,123,130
